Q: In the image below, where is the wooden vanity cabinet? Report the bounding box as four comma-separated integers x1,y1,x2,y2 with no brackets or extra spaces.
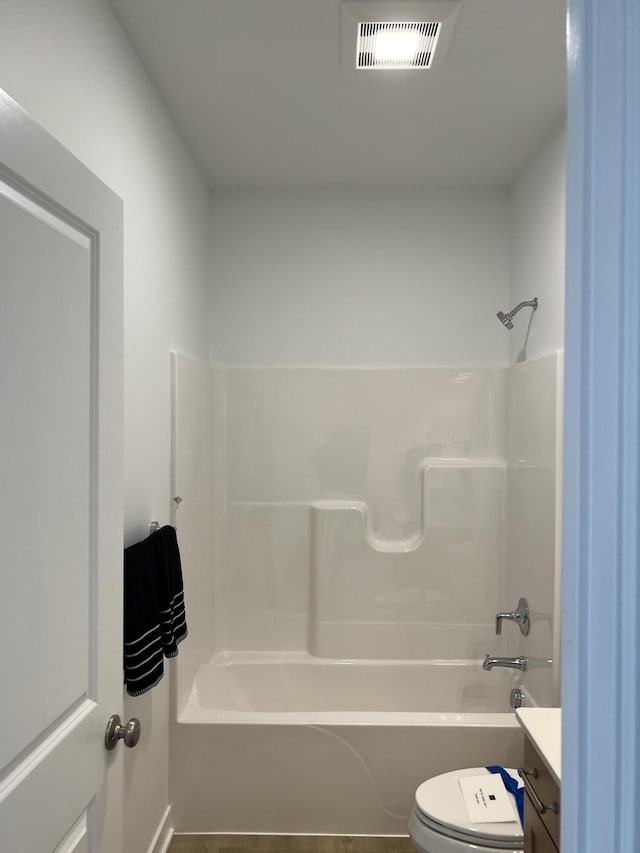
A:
524,792,559,852
521,737,561,853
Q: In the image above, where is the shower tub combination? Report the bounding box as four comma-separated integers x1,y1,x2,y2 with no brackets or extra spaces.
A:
170,653,523,835
168,355,560,835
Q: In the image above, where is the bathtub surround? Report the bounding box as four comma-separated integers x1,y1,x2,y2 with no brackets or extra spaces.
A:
505,353,561,708
169,350,560,833
179,361,557,678
189,364,508,662
310,462,505,661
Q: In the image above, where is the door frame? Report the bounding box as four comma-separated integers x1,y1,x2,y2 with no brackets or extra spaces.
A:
562,1,640,850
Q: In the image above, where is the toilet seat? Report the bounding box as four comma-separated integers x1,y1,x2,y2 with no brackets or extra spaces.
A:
412,767,524,851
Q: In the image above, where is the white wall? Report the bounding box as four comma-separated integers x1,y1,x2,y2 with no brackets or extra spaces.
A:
509,123,566,363
0,1,211,851
210,189,511,367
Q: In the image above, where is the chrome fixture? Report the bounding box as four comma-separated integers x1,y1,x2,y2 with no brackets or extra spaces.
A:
517,768,559,815
483,654,528,671
495,597,530,636
496,297,538,329
510,687,525,709
104,714,141,750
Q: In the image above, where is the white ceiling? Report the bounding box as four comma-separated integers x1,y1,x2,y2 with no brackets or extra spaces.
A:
107,0,566,190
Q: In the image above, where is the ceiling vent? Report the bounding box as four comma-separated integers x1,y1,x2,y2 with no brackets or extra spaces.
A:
356,21,441,69
341,1,460,71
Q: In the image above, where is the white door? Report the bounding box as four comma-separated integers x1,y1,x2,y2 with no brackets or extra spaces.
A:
0,90,123,853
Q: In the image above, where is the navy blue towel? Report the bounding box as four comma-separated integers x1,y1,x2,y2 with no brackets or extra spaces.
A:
149,525,188,657
123,525,188,696
486,766,524,828
123,539,165,696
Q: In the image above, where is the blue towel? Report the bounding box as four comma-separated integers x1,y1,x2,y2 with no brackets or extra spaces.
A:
486,766,524,828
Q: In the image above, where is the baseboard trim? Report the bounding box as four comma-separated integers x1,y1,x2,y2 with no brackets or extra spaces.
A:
147,805,173,853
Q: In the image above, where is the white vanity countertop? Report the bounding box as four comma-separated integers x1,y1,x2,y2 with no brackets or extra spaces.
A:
516,707,561,785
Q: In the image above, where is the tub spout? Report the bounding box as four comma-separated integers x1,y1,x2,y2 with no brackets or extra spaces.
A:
483,654,528,672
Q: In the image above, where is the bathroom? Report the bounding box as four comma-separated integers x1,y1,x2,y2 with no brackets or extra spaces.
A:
0,1,636,852
166,0,565,841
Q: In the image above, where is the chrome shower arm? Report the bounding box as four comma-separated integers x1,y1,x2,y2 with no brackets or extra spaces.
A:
508,298,538,319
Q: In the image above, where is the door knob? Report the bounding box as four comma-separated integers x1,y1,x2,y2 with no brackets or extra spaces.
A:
104,714,141,750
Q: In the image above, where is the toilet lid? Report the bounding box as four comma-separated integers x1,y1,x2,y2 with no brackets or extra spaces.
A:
414,767,524,846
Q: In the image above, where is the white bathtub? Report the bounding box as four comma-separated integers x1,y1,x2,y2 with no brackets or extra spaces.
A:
171,653,524,834
179,652,518,722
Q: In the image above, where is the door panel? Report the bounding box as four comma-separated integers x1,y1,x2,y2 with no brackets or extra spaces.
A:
0,186,93,772
0,90,123,853
53,815,89,853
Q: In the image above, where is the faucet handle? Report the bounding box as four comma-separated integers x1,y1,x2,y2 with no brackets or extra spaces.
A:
495,597,530,636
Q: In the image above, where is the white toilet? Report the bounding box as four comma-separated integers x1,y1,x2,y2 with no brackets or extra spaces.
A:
408,767,524,853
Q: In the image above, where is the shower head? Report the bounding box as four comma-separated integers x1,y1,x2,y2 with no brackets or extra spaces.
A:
496,298,538,330
497,311,514,329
